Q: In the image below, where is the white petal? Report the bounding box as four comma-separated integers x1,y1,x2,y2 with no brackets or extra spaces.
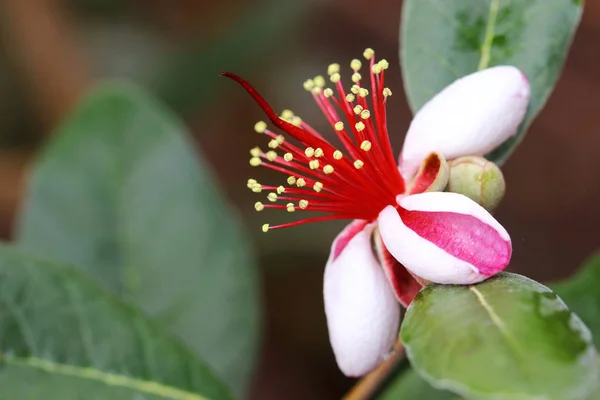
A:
377,192,511,284
324,221,400,377
400,66,530,177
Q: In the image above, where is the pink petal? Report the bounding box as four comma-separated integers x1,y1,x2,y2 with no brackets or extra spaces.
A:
373,229,424,307
324,221,400,377
408,152,449,195
377,192,511,284
400,66,530,178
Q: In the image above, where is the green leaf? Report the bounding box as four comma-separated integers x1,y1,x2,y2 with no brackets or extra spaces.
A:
378,368,458,400
0,244,232,400
15,83,260,397
553,251,600,349
401,272,597,400
400,0,582,164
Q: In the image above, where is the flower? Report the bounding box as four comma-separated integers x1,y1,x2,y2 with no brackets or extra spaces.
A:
222,48,530,376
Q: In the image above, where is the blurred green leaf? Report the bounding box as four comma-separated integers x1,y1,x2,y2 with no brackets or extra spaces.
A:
16,82,260,397
553,251,600,349
0,244,232,400
378,368,457,400
400,0,582,164
152,0,309,113
401,273,597,400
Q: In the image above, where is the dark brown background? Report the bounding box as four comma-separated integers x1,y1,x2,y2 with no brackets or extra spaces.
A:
0,1,598,398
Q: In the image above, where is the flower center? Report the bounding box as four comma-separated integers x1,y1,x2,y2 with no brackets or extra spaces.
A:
223,48,405,232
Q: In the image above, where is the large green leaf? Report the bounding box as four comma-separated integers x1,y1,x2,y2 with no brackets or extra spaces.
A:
15,83,260,397
378,368,457,400
400,0,582,164
0,245,231,400
553,251,600,349
401,273,597,400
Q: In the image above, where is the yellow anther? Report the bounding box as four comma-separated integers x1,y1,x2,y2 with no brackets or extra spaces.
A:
360,140,372,151
281,109,294,120
268,139,279,149
277,185,286,194
303,79,315,91
250,147,261,157
324,88,334,98
247,178,257,186
353,105,364,114
276,135,285,144
299,199,309,209
249,157,262,167
360,109,371,119
286,203,295,212
287,176,297,185
255,202,264,211
309,159,320,170
351,73,362,83
291,116,302,127
267,193,278,202
254,121,267,133
371,64,382,74
311,87,322,95
314,75,326,87
266,151,277,162
313,181,323,192
354,160,364,169
262,224,269,233
333,150,343,160
327,63,340,76
252,184,262,193
363,48,375,60
296,178,306,187
355,122,366,132
345,94,356,102
350,85,360,94
378,59,389,70
284,153,294,162
334,122,344,131
330,73,341,83
350,59,362,71
305,147,315,157
315,148,324,158
383,88,392,97
323,165,334,174
358,88,369,98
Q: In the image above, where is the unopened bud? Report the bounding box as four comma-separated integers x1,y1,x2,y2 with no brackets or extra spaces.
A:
447,156,505,211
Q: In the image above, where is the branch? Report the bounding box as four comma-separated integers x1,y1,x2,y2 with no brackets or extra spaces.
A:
342,340,405,400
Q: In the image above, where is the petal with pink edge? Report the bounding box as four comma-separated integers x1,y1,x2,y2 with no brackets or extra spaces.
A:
377,192,511,284
324,220,400,377
399,66,530,178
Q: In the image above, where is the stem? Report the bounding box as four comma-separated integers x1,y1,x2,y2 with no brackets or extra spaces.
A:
342,340,405,400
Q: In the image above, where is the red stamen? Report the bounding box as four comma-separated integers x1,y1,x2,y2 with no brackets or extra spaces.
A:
222,51,406,232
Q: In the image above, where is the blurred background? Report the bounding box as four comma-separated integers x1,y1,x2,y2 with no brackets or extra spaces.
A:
0,0,598,398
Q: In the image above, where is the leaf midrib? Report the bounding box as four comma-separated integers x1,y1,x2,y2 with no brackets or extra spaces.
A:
3,355,208,400
478,0,501,70
469,286,530,374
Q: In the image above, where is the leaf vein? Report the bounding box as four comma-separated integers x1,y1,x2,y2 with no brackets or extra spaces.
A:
2,355,209,400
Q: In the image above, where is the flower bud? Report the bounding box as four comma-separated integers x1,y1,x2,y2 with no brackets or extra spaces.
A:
447,156,506,212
